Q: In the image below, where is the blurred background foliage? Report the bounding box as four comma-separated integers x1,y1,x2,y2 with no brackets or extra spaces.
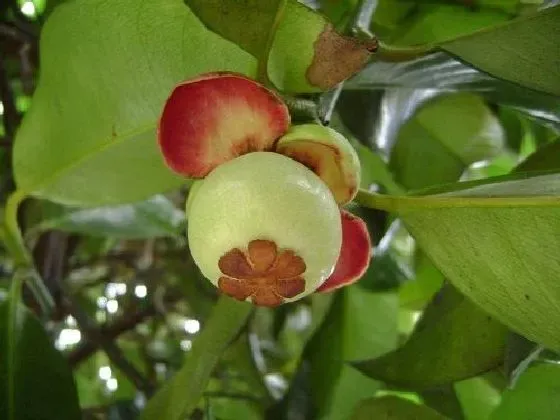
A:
1,0,559,419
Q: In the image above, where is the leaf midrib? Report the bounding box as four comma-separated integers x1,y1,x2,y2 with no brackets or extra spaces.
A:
20,121,156,196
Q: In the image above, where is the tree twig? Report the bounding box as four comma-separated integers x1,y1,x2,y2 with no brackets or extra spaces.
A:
64,294,155,396
67,290,182,367
0,54,20,139
67,302,158,367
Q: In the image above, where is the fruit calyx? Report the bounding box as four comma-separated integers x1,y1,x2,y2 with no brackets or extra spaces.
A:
218,239,306,307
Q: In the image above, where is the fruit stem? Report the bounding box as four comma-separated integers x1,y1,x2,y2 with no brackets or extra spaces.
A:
141,296,253,420
374,41,435,63
4,190,55,317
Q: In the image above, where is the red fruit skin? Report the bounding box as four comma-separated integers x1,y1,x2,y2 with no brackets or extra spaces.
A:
316,209,371,292
158,72,290,178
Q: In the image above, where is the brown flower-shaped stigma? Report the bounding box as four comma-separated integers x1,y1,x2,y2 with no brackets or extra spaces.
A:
218,240,306,307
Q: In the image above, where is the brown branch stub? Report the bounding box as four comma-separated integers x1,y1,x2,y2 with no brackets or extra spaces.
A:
306,23,378,90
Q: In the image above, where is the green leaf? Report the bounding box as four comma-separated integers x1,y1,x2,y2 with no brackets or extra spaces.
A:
491,364,560,420
393,5,509,46
390,93,504,190
0,280,80,420
209,398,263,420
345,53,560,130
371,0,416,37
399,251,444,310
351,396,448,420
308,286,398,420
498,107,525,152
141,296,252,420
223,333,271,403
353,141,404,194
28,195,185,239
318,0,359,29
442,6,560,96
184,0,286,69
353,284,507,389
186,0,375,92
455,374,502,420
359,251,409,292
268,0,376,92
357,172,560,351
14,0,256,206
504,333,538,379
514,139,560,173
421,386,465,420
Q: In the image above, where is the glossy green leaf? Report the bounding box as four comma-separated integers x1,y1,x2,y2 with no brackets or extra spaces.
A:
499,107,525,152
318,0,358,29
14,0,256,206
399,251,444,310
515,139,560,173
186,0,375,92
359,251,409,292
268,0,376,92
504,333,538,379
390,93,504,190
442,6,560,96
354,284,507,389
209,398,263,420
394,5,509,46
185,0,285,62
491,364,560,420
371,0,416,36
455,375,502,420
353,141,404,194
141,296,252,420
351,396,448,420
346,52,560,130
0,292,80,419
223,333,271,403
357,172,560,351
308,286,398,420
421,386,465,420
28,195,185,239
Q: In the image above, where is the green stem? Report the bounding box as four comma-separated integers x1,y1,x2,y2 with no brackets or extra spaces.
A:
356,189,560,213
374,41,435,63
3,191,55,316
4,190,30,266
141,296,253,420
7,270,24,420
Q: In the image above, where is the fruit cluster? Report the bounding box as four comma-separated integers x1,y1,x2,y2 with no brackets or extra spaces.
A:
158,72,371,306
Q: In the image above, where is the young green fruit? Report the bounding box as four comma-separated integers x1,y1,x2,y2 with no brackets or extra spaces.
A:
276,124,360,205
185,180,203,216
187,152,342,306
